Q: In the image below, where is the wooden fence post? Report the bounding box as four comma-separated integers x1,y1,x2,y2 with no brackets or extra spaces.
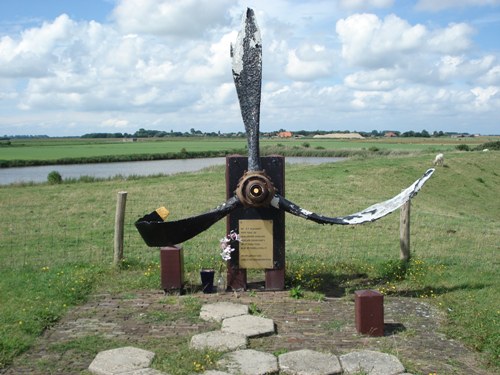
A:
114,191,127,267
399,200,411,262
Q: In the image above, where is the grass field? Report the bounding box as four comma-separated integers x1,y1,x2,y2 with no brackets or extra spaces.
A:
1,135,496,163
0,146,498,373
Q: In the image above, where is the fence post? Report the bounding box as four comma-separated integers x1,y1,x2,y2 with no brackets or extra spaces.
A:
114,191,128,267
399,200,411,261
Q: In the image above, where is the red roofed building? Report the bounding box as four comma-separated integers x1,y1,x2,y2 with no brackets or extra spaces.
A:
278,131,293,138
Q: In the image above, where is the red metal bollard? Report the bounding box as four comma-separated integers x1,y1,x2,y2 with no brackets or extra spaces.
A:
159,245,184,294
265,268,285,290
355,290,384,336
227,267,247,291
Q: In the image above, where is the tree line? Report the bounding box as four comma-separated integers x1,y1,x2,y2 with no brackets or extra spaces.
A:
81,128,469,139
3,128,473,140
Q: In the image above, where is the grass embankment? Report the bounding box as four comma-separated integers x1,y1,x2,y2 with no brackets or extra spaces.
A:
0,150,498,373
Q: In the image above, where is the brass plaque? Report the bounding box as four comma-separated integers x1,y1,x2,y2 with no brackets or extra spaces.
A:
239,219,273,269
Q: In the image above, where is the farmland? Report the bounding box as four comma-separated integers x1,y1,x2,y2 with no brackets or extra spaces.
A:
1,135,496,165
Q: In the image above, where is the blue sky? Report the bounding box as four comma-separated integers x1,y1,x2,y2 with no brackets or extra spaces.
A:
1,0,499,136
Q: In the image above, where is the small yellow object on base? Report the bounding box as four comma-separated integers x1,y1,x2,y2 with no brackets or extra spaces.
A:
155,207,169,221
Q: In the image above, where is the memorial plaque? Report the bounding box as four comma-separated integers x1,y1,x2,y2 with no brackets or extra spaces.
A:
239,219,273,269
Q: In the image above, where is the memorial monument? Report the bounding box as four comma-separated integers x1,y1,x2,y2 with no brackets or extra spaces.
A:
135,8,434,290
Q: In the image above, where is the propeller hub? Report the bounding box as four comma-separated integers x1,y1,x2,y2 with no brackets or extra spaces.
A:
236,171,275,207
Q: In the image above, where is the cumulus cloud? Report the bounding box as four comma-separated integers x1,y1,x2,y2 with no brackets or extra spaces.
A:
416,0,500,12
0,11,216,114
0,0,499,136
101,118,130,128
336,13,474,69
426,23,474,53
437,55,496,83
285,44,333,81
0,14,75,77
478,65,500,85
344,68,404,90
112,0,233,37
338,0,394,10
336,14,426,68
185,31,236,82
470,86,499,110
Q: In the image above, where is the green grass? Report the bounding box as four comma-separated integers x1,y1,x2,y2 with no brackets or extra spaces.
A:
0,149,499,371
2,135,495,164
0,137,245,161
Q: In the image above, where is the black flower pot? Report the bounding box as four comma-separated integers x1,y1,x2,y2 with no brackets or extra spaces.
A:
200,269,215,293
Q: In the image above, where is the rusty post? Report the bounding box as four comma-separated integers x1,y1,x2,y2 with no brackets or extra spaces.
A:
400,200,411,261
113,191,127,267
159,245,184,294
355,290,384,336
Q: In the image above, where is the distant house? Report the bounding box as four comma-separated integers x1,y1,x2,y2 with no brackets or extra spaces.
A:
384,132,398,137
278,131,293,138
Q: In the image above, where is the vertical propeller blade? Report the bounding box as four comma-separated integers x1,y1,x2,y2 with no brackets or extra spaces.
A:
231,8,262,171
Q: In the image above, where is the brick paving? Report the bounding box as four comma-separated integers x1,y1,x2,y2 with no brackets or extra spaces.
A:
1,289,491,375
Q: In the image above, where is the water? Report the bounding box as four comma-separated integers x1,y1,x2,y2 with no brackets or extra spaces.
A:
0,157,344,185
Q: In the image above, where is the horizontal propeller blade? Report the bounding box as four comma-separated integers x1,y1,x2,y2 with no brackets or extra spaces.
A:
270,168,435,225
135,195,241,247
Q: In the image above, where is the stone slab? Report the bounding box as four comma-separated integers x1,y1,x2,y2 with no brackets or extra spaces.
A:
278,349,342,375
121,369,167,375
221,315,275,338
88,346,155,375
200,302,249,322
190,330,248,351
218,349,278,375
339,350,405,375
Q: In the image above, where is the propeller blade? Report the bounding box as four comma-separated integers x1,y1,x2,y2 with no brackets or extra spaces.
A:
231,8,262,171
135,195,241,247
270,168,435,225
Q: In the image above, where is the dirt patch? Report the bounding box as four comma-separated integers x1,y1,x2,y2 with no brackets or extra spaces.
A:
1,289,492,375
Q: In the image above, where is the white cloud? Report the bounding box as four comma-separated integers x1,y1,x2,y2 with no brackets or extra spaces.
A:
101,118,130,128
338,0,394,10
185,31,236,82
470,86,499,110
426,23,474,54
336,14,427,68
437,55,495,82
285,44,333,81
416,0,500,12
0,14,75,77
137,60,176,84
112,0,233,37
344,68,404,90
478,65,500,85
336,13,475,70
0,0,499,136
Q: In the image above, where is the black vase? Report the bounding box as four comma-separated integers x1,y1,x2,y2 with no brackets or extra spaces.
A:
200,269,215,293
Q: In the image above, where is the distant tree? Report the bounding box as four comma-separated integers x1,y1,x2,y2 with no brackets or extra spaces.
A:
401,131,415,137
